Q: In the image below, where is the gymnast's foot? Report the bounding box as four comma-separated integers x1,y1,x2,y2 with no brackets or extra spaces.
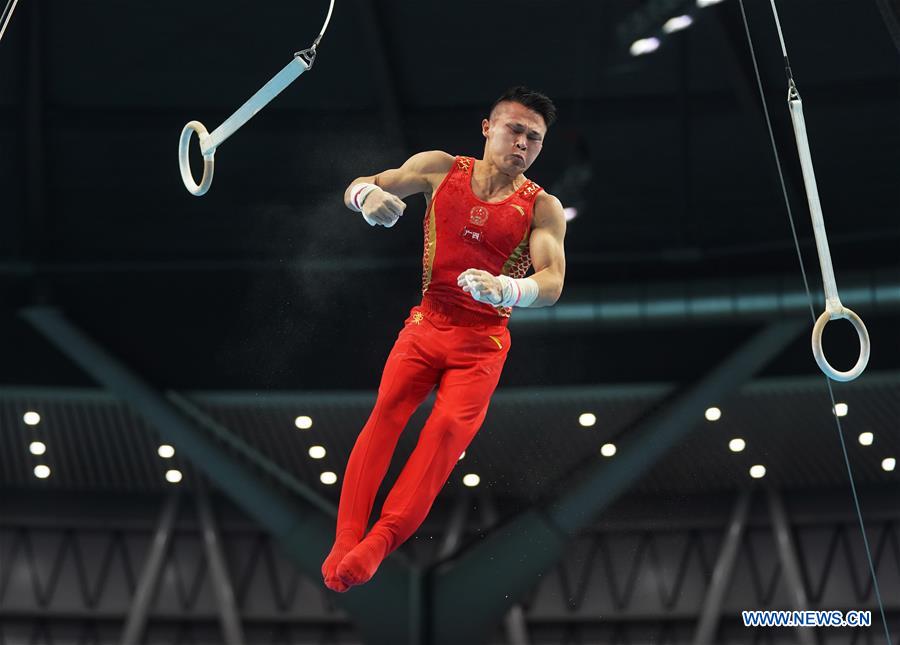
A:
337,531,390,588
322,530,360,592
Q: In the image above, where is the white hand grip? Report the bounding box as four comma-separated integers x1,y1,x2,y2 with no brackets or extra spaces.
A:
811,306,870,382
179,120,215,197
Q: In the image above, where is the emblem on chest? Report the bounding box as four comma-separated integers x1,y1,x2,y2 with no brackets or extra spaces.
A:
460,206,489,245
469,206,489,226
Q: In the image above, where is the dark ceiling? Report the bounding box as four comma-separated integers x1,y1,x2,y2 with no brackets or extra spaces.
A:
1,0,898,392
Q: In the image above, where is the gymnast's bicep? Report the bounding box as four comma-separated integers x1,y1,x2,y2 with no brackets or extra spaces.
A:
372,150,454,199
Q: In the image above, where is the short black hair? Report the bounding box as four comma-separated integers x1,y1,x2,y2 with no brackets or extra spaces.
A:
490,86,557,128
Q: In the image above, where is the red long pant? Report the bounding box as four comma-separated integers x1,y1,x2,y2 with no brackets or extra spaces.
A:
335,305,511,554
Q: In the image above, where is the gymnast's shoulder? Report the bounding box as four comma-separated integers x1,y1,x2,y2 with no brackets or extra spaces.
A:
401,150,455,175
532,190,565,230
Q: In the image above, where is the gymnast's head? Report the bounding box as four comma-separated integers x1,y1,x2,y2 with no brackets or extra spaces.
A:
483,86,557,176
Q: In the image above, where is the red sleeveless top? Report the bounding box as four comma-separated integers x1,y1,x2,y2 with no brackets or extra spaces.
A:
419,156,542,326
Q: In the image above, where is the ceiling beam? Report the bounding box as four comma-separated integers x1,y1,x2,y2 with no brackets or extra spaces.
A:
20,306,423,645
429,318,804,645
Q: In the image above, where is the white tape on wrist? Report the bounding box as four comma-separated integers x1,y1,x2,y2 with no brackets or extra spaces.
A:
349,183,382,226
497,275,539,308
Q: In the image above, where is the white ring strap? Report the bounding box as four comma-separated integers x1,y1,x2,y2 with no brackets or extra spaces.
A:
787,95,870,381
0,0,20,44
179,55,310,196
178,0,335,196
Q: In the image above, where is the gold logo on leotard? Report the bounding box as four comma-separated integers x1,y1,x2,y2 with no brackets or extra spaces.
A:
520,181,541,200
412,311,424,325
511,204,525,217
488,335,503,350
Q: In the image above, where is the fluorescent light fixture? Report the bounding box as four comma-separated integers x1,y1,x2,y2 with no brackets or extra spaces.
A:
749,464,766,479
34,464,51,479
697,0,726,7
308,445,326,459
158,444,175,459
728,438,746,453
23,411,41,426
630,37,660,57
295,415,313,430
663,15,693,33
579,413,597,427
463,473,481,487
165,469,183,483
858,432,874,447
29,441,47,456
320,471,338,485
600,443,617,457
705,407,722,422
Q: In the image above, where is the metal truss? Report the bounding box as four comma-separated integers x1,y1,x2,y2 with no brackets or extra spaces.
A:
2,490,898,644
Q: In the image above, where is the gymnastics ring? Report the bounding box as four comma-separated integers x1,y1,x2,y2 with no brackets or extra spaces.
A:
811,306,870,382
179,121,215,197
178,52,313,196
787,93,871,382
177,0,333,196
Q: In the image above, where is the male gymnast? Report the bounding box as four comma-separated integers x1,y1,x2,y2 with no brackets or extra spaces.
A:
322,86,567,592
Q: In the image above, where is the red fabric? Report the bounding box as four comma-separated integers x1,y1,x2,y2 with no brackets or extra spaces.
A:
333,306,511,558
420,156,541,323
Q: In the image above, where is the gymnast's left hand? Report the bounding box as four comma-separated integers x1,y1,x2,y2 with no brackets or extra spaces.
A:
457,269,503,305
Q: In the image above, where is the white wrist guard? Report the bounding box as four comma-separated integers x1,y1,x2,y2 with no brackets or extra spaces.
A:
348,182,382,226
497,275,540,308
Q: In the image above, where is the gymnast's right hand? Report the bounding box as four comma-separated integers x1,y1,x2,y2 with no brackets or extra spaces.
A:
361,187,406,228
349,182,406,228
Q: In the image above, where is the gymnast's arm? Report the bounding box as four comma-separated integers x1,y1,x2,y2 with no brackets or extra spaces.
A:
345,150,453,202
525,191,567,307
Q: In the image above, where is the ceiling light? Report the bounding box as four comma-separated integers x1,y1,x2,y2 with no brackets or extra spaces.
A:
308,445,326,459
23,411,41,426
158,444,175,459
295,416,313,430
833,403,848,417
749,464,766,479
34,464,51,479
320,471,337,485
29,441,47,456
563,207,578,221
458,451,466,461
579,413,596,427
630,37,660,57
663,15,693,33
858,432,874,447
882,458,896,472
697,0,726,7
463,474,481,487
729,438,746,453
705,407,722,422
165,469,183,483
600,443,617,457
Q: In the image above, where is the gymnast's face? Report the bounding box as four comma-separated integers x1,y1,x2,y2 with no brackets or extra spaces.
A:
482,101,546,176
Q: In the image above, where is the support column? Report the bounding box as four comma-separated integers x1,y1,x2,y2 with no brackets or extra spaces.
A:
692,490,752,645
768,489,817,645
121,493,179,645
196,480,245,645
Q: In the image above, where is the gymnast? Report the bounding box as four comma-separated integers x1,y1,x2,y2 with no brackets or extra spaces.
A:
322,86,567,592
